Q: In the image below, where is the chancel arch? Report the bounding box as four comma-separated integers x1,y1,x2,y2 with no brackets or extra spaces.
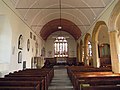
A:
45,31,77,65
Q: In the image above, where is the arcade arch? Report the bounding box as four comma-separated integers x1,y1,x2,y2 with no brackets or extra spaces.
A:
92,21,110,67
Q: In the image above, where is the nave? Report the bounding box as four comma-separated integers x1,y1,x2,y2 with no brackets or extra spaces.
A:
2,0,120,90
48,65,73,90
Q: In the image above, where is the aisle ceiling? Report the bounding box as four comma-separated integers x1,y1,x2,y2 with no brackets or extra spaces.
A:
3,0,114,40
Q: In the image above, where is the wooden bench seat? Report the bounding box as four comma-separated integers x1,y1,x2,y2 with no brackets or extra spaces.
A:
9,68,54,86
77,78,120,90
73,72,120,90
23,68,54,82
66,66,120,90
4,69,54,90
0,81,39,86
5,75,47,90
0,68,54,90
67,66,112,82
0,77,44,90
81,85,120,90
0,86,39,90
5,74,48,89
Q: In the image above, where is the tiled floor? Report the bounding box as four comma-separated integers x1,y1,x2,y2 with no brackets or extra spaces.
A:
48,65,73,90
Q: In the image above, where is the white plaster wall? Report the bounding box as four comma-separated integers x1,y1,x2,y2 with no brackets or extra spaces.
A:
45,31,77,58
0,1,44,76
68,38,77,57
0,15,12,63
0,15,12,77
98,25,109,45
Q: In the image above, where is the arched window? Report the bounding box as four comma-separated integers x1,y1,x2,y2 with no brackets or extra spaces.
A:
54,36,68,57
88,41,92,56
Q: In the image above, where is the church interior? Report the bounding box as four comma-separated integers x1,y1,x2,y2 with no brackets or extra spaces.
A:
1,0,120,90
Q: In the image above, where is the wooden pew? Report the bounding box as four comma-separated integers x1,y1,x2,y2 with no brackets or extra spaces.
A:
4,68,54,90
0,79,40,90
0,86,39,90
0,77,44,90
66,66,120,90
78,79,120,90
73,72,120,90
1,68,54,90
81,85,120,90
5,74,48,90
27,68,54,78
0,81,40,90
68,67,112,86
12,68,54,85
67,66,112,81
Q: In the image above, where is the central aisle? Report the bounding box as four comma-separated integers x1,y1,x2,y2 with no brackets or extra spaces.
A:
48,65,73,90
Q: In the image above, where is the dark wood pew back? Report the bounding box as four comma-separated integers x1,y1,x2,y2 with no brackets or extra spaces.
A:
81,85,120,90
0,86,39,90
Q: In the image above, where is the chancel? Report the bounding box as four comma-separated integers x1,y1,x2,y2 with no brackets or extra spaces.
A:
1,0,120,90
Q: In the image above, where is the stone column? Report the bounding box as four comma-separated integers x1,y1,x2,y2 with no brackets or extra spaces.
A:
109,31,120,73
76,43,80,62
84,45,89,66
92,41,100,67
80,41,83,62
78,45,80,62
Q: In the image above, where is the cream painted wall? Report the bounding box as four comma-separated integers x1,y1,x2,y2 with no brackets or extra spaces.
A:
82,0,119,37
98,25,109,45
0,1,44,77
45,31,77,58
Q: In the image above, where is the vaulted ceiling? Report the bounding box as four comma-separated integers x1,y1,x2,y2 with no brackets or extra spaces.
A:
3,0,114,40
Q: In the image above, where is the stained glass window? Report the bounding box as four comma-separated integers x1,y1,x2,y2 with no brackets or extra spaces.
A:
88,41,92,56
54,36,68,57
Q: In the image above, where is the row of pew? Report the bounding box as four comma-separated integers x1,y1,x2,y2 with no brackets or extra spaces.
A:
67,66,120,90
0,67,54,90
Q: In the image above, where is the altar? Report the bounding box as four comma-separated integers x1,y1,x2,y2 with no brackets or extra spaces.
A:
56,57,67,64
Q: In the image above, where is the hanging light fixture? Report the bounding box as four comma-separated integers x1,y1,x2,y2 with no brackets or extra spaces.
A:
58,26,62,29
58,0,62,30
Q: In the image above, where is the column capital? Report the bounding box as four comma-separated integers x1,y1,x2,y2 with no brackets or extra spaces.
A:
109,30,118,34
91,40,98,44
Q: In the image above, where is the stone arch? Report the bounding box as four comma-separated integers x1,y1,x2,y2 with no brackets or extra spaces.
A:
92,21,106,42
92,21,108,67
109,0,120,31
